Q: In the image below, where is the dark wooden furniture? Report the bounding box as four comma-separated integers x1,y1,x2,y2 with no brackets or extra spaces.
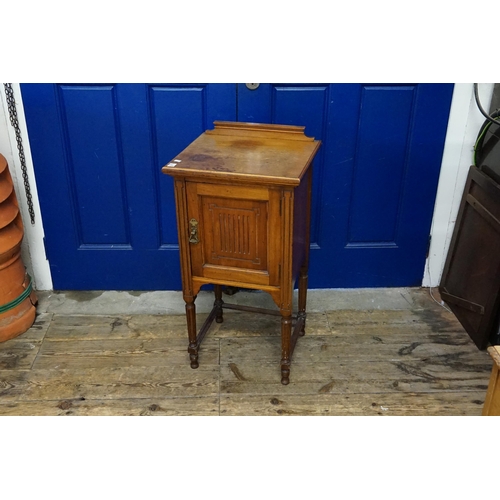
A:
439,165,500,349
162,121,321,384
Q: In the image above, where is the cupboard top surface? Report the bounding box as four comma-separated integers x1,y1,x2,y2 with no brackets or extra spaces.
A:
162,121,321,186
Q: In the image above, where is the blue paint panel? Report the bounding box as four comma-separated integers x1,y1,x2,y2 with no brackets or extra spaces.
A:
272,86,327,137
348,85,415,244
114,85,161,251
271,85,328,246
236,83,272,122
59,85,129,245
149,85,206,246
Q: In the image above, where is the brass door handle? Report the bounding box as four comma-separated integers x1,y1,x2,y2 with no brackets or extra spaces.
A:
189,218,199,244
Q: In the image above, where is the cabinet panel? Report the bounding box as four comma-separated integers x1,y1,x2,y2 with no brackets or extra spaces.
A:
202,197,267,270
185,181,281,287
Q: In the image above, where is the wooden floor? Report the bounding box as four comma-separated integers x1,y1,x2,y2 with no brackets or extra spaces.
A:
0,294,494,416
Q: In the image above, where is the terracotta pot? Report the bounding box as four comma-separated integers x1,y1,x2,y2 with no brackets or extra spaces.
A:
0,154,37,342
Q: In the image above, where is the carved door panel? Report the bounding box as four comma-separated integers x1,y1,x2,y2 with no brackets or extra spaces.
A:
185,181,282,287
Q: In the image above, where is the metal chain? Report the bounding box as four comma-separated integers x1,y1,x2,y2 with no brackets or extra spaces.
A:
3,83,35,224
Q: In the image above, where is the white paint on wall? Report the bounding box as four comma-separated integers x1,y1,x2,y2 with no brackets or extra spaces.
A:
0,84,53,290
423,83,495,287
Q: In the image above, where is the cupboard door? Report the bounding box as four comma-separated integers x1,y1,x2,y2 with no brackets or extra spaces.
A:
185,182,281,287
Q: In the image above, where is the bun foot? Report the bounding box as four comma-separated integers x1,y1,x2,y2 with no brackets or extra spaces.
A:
216,316,223,324
190,353,199,369
281,367,290,385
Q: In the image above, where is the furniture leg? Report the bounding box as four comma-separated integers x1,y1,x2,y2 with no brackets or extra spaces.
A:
214,284,224,323
280,313,292,385
184,296,198,368
298,265,308,336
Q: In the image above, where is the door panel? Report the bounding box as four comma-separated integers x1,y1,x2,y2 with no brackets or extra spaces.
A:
201,197,268,270
185,181,280,287
347,85,414,244
238,83,454,287
21,83,236,289
59,85,130,246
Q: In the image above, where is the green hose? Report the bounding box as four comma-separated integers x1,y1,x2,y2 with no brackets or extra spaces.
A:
0,274,33,315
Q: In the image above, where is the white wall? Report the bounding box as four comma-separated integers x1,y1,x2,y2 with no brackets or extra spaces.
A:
423,83,494,287
0,83,494,291
0,84,52,290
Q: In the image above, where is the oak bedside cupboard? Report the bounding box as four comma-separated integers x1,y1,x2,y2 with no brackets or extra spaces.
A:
162,121,321,384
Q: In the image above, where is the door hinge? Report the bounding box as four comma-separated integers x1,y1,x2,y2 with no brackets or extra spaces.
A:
426,235,432,258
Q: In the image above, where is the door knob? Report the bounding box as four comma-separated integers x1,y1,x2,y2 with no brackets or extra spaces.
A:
245,83,260,90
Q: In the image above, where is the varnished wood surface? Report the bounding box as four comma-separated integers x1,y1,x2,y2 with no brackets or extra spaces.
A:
162,121,321,186
482,346,500,415
0,296,493,416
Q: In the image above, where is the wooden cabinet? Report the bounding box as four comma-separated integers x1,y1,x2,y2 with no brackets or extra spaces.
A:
483,346,500,415
162,121,321,384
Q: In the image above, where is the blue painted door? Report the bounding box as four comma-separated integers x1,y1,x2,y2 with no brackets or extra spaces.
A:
238,83,454,287
21,83,453,290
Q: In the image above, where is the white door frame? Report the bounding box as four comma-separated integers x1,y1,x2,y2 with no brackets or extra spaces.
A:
0,83,494,290
0,83,52,290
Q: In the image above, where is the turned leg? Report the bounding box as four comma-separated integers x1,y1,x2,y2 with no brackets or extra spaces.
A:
214,284,224,324
184,296,198,368
280,313,292,385
298,266,308,336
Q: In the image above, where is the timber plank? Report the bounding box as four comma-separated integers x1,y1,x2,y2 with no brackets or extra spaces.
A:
326,309,465,335
220,336,490,364
220,359,491,395
220,391,486,416
214,311,329,337
0,396,219,416
0,313,53,370
0,365,219,402
45,314,206,340
33,338,219,369
44,312,328,341
14,312,53,341
0,339,42,370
